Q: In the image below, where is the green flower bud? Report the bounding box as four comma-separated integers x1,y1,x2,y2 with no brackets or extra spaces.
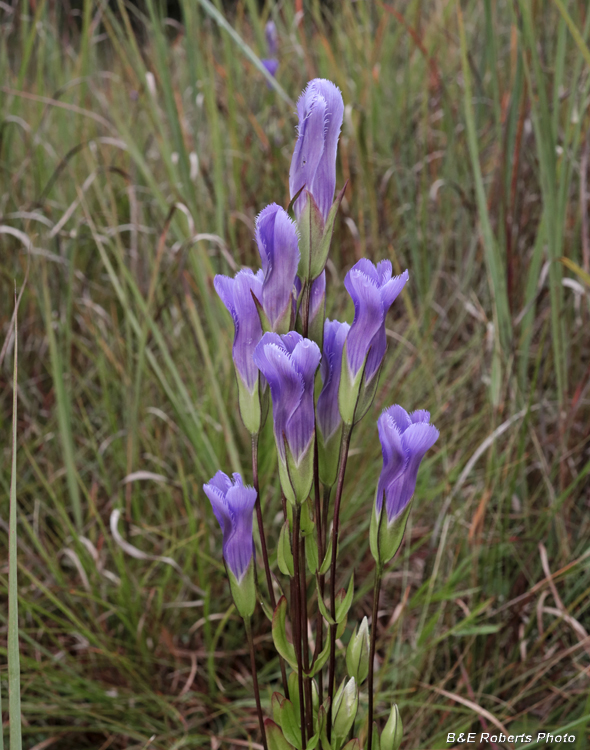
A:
332,677,358,739
228,561,256,620
346,616,370,685
381,705,403,750
236,371,261,435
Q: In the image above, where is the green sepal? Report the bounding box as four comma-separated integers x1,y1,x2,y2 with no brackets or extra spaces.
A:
319,535,333,575
332,677,358,740
335,574,354,624
318,425,342,488
272,596,298,670
371,499,413,567
310,182,347,280
228,563,256,619
287,184,306,221
280,699,303,750
278,458,296,506
371,723,381,750
381,704,403,750
307,293,325,349
338,340,364,425
235,369,261,435
345,616,369,685
353,363,382,425
284,434,315,505
272,692,286,726
297,190,325,282
266,719,296,750
251,290,273,333
278,521,294,577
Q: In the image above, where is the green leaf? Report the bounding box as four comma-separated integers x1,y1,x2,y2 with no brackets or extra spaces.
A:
266,719,296,750
280,699,303,750
316,583,336,626
319,535,333,575
453,624,500,636
278,522,294,577
272,692,285,726
8,288,22,750
335,574,354,624
306,536,319,575
272,597,298,670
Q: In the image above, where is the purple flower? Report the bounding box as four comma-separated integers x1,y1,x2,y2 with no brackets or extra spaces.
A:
265,20,278,56
289,79,344,223
262,58,279,78
253,331,321,464
317,319,350,442
377,406,439,523
344,259,409,384
255,204,300,332
214,268,264,394
203,471,257,582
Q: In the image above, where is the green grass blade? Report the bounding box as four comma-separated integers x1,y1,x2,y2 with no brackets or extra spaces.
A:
40,262,83,529
195,0,294,106
8,288,22,750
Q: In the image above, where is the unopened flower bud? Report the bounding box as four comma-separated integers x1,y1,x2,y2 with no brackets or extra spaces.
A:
381,704,403,750
332,677,358,739
346,616,370,685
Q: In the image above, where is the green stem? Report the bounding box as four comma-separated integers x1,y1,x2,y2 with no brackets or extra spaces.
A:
327,424,353,741
292,506,307,749
300,535,314,740
252,433,289,697
367,565,383,750
244,617,268,750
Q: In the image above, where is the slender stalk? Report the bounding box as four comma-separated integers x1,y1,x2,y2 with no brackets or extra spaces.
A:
313,439,325,704
327,423,353,741
300,535,314,740
292,506,307,749
300,280,311,338
367,565,383,750
252,433,289,696
244,617,268,750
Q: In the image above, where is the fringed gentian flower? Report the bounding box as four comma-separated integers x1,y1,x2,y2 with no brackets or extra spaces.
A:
214,269,264,434
255,203,300,334
339,259,409,424
317,319,350,486
289,79,344,280
262,20,279,78
370,405,439,566
253,331,321,504
203,471,258,617
290,79,344,222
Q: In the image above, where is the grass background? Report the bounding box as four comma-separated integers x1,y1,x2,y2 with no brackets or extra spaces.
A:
1,0,590,748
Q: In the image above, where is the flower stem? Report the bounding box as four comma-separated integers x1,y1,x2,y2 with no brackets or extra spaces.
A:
244,616,268,750
292,505,307,749
252,433,289,698
300,535,315,740
300,281,311,338
367,565,383,750
327,423,353,741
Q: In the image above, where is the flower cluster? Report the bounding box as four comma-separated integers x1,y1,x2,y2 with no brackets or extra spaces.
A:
204,77,439,750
